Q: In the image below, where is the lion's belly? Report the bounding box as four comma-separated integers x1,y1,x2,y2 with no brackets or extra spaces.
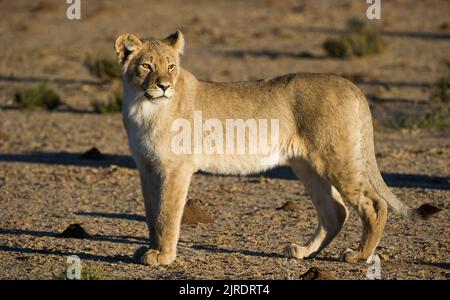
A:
198,152,288,176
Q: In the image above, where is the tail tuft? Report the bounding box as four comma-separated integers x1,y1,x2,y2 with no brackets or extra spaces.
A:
410,203,442,221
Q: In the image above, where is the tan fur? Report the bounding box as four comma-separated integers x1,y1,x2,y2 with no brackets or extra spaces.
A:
115,31,437,266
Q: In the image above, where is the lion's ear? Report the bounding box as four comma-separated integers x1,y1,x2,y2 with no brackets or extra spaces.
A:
115,33,143,65
162,30,184,55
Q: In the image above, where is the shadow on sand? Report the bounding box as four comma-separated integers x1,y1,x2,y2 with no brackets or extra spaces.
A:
0,151,448,191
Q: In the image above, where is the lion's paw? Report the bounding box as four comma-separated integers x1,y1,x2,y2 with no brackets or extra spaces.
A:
133,246,175,266
341,248,362,263
283,243,308,259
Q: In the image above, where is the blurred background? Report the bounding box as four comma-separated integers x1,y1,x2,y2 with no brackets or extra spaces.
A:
0,0,448,280
0,0,449,119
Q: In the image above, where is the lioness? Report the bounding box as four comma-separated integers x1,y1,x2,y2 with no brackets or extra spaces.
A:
115,31,440,266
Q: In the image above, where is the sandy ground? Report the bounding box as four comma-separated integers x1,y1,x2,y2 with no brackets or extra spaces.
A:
0,0,449,279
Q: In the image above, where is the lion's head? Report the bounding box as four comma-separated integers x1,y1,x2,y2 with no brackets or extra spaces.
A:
115,31,184,102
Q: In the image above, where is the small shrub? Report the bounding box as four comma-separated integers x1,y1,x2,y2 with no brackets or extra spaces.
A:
323,18,386,58
386,60,450,131
85,56,121,81
52,266,106,280
323,39,351,58
430,77,449,104
14,84,61,110
91,88,123,113
430,60,450,104
386,107,449,130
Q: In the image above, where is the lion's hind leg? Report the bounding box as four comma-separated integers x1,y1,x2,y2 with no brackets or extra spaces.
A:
340,186,388,263
284,159,348,259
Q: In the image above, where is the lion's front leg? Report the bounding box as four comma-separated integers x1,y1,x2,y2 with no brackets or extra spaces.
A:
135,164,193,266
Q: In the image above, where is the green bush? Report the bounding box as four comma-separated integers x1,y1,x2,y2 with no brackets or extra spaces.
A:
85,56,121,81
430,60,450,104
430,77,449,104
387,60,450,130
386,107,449,130
14,84,61,110
52,266,106,280
91,88,123,113
323,18,386,58
323,39,351,58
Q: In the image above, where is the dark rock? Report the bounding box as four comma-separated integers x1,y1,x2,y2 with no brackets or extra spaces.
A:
415,203,442,220
59,223,91,239
79,147,106,160
15,256,30,261
299,267,335,280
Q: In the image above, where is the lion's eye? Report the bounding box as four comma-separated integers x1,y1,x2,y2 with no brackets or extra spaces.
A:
168,64,175,71
141,63,151,70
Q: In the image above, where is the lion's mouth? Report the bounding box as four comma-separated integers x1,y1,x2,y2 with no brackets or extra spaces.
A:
144,91,171,101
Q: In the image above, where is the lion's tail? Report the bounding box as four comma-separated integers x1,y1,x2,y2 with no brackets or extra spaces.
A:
360,96,441,221
368,166,441,221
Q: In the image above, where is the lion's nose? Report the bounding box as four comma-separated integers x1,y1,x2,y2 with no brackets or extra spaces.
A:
157,82,170,92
